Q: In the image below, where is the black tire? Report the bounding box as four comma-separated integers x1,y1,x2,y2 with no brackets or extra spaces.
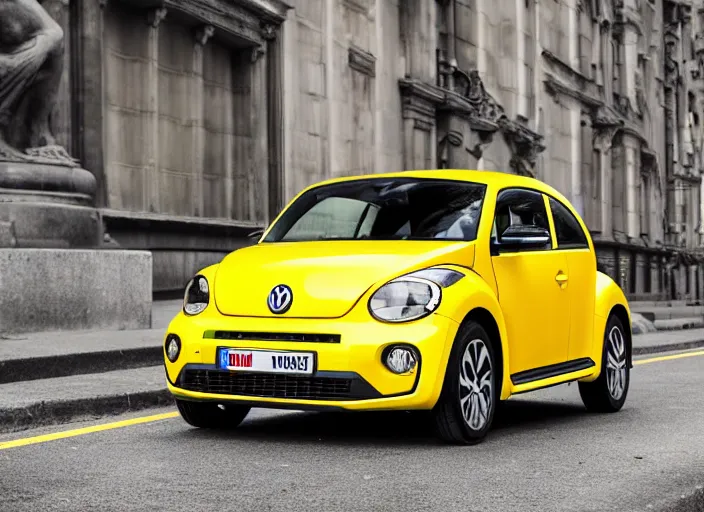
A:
432,321,499,445
176,399,251,429
578,314,630,413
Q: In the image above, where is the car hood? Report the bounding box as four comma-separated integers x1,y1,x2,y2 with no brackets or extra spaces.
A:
213,241,475,318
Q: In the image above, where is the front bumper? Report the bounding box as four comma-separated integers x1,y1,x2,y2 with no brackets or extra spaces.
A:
164,308,460,411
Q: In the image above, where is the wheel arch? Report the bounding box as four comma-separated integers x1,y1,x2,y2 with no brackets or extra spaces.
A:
609,304,633,369
592,271,633,375
436,269,512,400
459,307,509,400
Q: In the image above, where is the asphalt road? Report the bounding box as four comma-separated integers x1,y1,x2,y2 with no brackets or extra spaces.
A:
1,350,703,512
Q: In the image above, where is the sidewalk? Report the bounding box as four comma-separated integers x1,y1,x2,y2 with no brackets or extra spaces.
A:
630,328,704,355
1,305,703,434
0,300,179,433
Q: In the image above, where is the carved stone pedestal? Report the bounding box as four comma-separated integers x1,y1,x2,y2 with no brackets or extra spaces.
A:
0,162,102,248
0,163,154,334
0,164,155,334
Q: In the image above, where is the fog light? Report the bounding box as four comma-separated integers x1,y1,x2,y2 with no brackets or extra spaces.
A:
165,334,181,363
384,346,418,374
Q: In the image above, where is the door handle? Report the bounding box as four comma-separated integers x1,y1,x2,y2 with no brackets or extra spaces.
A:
555,272,568,284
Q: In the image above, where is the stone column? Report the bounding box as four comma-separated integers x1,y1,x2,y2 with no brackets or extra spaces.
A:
664,19,680,244
145,8,168,213
621,23,639,113
192,26,215,218
282,8,297,202
401,0,437,84
622,135,641,239
580,111,599,230
650,256,660,297
437,115,466,169
76,0,108,207
601,23,613,100
251,41,269,222
593,120,620,240
265,24,285,221
516,0,527,119
570,104,583,218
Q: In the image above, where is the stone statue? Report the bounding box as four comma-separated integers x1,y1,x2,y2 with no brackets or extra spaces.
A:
0,0,76,166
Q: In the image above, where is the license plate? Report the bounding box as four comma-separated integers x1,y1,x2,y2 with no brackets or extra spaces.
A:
217,348,314,375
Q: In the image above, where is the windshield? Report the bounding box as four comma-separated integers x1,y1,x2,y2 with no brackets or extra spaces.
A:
262,177,487,243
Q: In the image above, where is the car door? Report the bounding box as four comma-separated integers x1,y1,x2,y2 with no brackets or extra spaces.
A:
547,196,596,362
490,188,571,377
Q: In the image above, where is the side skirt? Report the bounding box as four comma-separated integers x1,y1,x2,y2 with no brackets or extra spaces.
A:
511,357,596,386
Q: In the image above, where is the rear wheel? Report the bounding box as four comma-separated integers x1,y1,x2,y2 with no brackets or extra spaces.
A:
175,399,251,429
432,321,498,445
578,315,630,412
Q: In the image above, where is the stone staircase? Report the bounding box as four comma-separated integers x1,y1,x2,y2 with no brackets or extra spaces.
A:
629,300,704,334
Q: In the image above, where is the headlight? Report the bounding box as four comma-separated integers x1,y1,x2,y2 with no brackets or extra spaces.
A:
183,275,209,316
369,276,442,323
368,268,464,323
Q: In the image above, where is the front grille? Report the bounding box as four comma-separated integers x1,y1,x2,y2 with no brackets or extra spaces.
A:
181,370,358,400
207,331,341,343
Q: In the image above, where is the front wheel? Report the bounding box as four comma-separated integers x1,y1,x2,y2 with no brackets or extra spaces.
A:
176,399,251,429
578,315,630,412
432,321,498,445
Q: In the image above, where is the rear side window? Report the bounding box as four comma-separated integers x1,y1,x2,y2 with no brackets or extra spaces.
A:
549,197,589,249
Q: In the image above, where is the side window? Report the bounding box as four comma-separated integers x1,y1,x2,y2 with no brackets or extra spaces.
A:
492,188,552,250
549,197,589,249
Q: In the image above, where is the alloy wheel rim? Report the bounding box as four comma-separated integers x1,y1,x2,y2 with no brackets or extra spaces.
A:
605,325,627,400
459,338,493,431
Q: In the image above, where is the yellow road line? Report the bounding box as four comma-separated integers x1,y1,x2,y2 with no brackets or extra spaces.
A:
1,350,703,451
634,349,704,366
0,411,179,451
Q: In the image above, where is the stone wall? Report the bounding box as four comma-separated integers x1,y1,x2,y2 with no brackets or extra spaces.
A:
35,0,704,299
43,0,288,293
282,0,704,301
101,3,268,222
283,0,404,198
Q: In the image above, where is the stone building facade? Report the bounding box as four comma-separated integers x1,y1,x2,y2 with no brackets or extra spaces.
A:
42,0,704,301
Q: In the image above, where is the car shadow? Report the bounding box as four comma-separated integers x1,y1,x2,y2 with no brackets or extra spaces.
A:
176,398,590,446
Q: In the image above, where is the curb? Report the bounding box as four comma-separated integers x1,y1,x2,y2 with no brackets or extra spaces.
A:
0,347,163,385
652,322,704,331
1,340,701,436
0,389,174,435
633,339,704,356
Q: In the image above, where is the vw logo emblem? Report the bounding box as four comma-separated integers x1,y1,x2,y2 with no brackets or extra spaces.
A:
268,284,293,314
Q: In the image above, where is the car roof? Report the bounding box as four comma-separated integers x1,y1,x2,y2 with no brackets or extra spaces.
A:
307,169,567,202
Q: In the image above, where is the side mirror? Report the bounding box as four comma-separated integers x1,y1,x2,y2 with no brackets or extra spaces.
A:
492,224,551,254
247,229,265,242
247,229,264,245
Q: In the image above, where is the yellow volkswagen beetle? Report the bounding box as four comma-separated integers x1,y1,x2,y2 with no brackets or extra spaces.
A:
164,170,631,444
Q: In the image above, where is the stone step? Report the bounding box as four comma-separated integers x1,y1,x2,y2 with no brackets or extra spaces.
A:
629,300,695,308
0,366,172,434
630,304,704,321
629,327,704,355
653,317,704,331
